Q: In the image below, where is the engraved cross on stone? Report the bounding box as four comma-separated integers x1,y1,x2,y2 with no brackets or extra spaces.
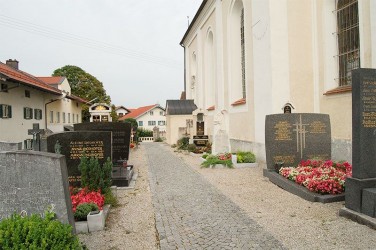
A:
293,115,308,158
28,123,44,151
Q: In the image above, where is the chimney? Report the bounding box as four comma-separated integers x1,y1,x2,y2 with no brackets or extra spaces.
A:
6,59,19,70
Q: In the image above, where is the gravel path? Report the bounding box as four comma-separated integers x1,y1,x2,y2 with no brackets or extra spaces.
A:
78,146,158,250
79,143,376,249
145,143,284,249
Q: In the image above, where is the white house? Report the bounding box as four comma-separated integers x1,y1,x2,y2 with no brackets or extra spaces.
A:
118,104,166,132
180,0,376,163
0,59,86,144
115,106,131,119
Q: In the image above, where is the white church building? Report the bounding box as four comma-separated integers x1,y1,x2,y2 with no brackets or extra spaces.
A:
180,0,376,163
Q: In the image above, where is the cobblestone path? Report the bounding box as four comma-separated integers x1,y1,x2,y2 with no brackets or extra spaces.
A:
145,143,285,249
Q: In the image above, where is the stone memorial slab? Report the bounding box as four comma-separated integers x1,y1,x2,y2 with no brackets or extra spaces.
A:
341,69,376,223
193,135,209,146
265,113,331,170
0,141,22,151
0,151,75,230
74,122,131,162
47,131,112,186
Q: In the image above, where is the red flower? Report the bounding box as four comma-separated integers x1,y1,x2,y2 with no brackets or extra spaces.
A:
70,188,105,212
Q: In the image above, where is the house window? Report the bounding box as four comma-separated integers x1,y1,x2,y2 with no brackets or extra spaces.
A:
63,112,66,123
150,111,154,116
68,113,70,123
139,121,143,126
24,107,33,119
119,113,124,117
34,109,42,120
73,113,75,123
160,111,164,116
57,112,60,123
25,90,30,98
77,114,79,123
0,104,12,118
240,8,246,98
1,83,8,92
158,121,165,126
336,0,360,86
148,121,156,126
50,111,54,123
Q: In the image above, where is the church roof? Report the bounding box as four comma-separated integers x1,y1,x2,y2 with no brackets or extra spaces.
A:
0,62,61,95
165,100,197,115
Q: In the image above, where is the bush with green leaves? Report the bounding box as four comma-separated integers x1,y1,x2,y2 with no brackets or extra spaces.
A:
236,151,256,163
104,190,119,207
137,128,153,137
0,211,84,249
79,156,113,193
187,143,197,152
177,137,190,150
154,137,163,142
201,154,233,168
74,202,99,221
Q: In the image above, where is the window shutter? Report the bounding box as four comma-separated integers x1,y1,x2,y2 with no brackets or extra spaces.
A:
0,105,3,118
39,109,42,119
8,105,12,118
34,109,37,119
24,107,27,119
30,108,33,119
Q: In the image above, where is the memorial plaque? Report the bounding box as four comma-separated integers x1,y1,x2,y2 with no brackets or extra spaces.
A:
197,121,205,136
265,113,331,170
74,122,131,162
0,151,75,229
352,68,376,179
193,135,209,146
47,131,112,186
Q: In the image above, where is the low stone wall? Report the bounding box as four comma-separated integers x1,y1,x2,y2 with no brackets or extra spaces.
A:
0,141,22,151
230,139,266,163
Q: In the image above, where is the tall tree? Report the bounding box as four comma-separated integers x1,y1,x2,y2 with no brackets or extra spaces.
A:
52,65,111,122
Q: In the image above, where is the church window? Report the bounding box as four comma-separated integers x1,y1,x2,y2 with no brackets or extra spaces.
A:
336,0,360,86
240,8,246,98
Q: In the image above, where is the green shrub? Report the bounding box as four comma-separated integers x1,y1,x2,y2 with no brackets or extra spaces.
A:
202,153,209,159
0,211,84,249
104,190,119,207
177,137,190,150
79,156,113,193
201,154,233,168
187,143,197,152
154,137,163,142
137,128,153,137
236,151,256,163
74,202,99,221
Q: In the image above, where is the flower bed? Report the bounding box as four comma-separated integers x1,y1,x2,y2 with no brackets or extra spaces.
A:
70,188,105,213
201,153,233,168
279,160,352,195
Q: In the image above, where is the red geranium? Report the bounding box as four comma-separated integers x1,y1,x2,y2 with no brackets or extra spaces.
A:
70,188,105,212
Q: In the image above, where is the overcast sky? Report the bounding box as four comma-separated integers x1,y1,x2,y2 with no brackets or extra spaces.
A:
0,0,202,108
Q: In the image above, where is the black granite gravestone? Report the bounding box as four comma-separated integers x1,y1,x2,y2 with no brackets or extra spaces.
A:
341,68,376,223
265,113,331,170
47,131,112,186
74,122,131,163
0,151,75,230
193,135,209,146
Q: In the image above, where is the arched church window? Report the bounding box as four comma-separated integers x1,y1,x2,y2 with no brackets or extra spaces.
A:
336,0,360,86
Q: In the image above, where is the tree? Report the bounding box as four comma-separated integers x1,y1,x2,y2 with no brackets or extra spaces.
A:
122,118,138,130
52,65,111,122
110,104,119,122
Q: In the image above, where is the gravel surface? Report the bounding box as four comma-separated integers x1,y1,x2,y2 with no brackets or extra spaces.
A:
79,143,376,250
78,146,158,250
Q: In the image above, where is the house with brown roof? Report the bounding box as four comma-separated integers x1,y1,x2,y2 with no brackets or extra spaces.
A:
118,104,166,132
0,59,87,145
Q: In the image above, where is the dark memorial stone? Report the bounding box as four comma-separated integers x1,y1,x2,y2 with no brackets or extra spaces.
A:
193,135,209,146
341,69,376,222
197,121,204,136
74,122,131,163
0,151,75,230
47,131,112,186
265,113,331,170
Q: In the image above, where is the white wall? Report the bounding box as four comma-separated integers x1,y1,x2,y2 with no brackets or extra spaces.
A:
137,106,166,132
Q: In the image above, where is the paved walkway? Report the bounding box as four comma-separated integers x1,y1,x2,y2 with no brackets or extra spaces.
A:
145,143,284,249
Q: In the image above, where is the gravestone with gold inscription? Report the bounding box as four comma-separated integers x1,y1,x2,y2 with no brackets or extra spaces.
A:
47,131,112,186
265,113,331,171
341,68,376,221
